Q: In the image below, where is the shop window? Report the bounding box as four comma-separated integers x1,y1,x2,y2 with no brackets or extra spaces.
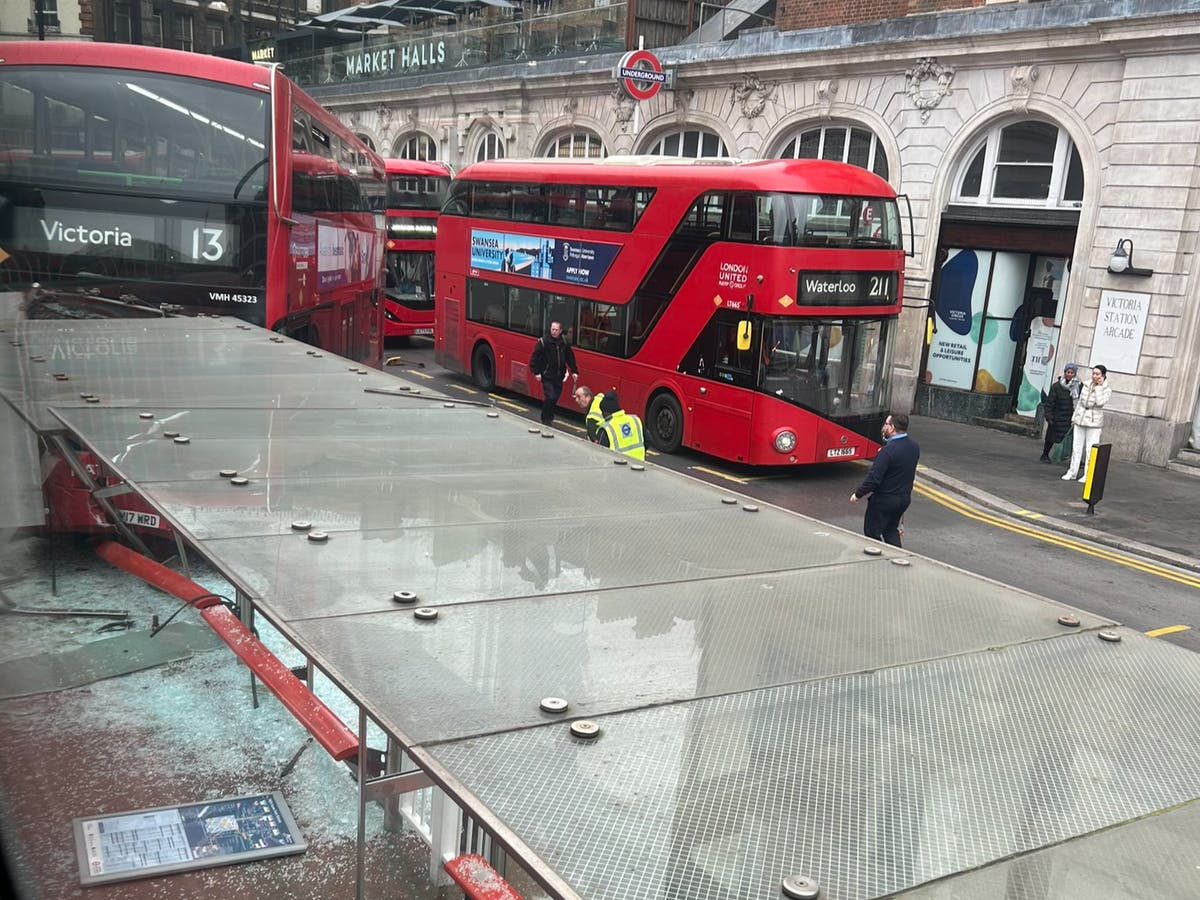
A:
954,120,1084,207
776,124,889,181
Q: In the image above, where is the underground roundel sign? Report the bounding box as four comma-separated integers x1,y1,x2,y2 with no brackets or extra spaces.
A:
616,49,666,101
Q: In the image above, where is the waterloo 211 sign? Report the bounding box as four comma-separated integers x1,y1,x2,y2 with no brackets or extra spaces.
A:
616,49,667,101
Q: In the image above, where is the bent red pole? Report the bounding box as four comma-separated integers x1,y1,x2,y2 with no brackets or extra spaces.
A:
94,540,359,762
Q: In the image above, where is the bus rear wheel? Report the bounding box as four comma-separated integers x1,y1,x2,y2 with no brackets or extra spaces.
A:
471,343,496,390
646,392,683,453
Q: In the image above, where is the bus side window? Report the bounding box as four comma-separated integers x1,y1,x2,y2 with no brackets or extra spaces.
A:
509,286,542,336
730,193,755,243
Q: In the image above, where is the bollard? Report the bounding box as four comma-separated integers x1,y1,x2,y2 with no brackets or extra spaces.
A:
1081,442,1112,515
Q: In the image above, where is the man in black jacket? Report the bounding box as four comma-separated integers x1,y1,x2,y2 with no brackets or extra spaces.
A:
529,321,578,425
850,412,920,547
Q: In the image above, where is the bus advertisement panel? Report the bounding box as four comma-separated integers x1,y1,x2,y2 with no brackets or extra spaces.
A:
381,158,451,339
435,157,906,466
0,41,386,367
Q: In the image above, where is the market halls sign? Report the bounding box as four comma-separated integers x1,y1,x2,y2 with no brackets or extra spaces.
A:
343,40,447,77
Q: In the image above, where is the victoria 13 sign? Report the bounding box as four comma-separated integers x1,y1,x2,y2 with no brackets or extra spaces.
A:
616,49,667,101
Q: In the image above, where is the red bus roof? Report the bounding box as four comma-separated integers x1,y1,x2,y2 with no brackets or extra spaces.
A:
455,156,895,197
385,158,453,178
0,40,271,92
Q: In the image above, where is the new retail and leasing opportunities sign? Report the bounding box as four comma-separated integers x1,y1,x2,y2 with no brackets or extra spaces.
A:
468,228,620,288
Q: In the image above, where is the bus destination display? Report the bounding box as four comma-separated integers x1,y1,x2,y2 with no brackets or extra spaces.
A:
14,206,239,268
73,791,306,885
797,270,896,306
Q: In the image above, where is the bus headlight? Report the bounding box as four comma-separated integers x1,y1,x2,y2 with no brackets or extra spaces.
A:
773,430,797,453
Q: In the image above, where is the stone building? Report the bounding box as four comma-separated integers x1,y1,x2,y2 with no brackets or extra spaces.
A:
310,0,1200,466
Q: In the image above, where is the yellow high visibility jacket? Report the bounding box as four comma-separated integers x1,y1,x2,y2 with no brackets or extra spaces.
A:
586,393,605,443
600,410,645,460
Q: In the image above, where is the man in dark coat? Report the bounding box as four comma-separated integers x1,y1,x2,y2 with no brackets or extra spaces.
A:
1040,363,1077,462
850,412,920,547
529,320,578,425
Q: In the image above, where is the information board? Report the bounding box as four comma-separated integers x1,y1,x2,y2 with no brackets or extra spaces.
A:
73,791,305,885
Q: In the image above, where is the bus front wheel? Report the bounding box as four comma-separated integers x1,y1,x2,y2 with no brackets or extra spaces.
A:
646,392,683,453
471,343,496,390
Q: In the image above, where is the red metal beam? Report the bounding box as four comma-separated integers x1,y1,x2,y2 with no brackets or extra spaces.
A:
444,854,525,900
93,540,359,762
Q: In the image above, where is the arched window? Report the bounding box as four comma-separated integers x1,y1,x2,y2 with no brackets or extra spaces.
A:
954,120,1083,207
394,133,438,161
644,127,728,158
544,130,606,158
355,132,376,153
476,132,505,162
776,124,889,180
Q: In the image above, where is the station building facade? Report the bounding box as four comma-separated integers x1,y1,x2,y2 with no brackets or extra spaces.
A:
310,0,1200,467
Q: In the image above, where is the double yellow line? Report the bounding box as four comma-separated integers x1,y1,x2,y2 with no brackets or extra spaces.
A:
914,480,1200,591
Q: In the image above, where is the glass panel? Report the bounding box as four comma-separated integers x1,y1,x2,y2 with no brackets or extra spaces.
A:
1063,144,1084,202
467,278,506,326
993,163,1052,200
821,127,846,162
798,129,820,159
1,65,268,200
847,128,872,171
927,248,990,390
385,251,434,309
681,130,699,157
508,286,541,335
871,145,889,181
997,121,1058,163
960,146,985,198
758,319,891,417
576,300,622,353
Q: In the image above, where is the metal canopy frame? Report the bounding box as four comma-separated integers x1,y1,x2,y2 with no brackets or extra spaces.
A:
5,309,1200,900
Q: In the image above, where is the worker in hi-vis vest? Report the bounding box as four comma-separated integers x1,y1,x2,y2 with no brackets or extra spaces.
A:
597,392,645,461
573,385,606,443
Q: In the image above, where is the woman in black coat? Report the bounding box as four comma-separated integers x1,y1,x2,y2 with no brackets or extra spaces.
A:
1041,363,1078,461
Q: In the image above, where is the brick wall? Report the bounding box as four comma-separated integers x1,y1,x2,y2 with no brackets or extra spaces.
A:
776,0,986,32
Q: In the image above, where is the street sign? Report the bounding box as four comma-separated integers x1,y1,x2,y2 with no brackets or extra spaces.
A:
616,49,667,101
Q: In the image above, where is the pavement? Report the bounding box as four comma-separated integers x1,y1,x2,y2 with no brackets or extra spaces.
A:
908,414,1200,573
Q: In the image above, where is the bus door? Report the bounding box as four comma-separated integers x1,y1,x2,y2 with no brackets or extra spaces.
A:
678,310,755,462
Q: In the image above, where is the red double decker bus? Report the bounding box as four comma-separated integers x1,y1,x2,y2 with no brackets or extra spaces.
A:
382,158,451,341
434,157,907,466
0,41,386,365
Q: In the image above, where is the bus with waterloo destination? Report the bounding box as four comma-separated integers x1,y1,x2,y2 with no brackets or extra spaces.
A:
434,156,908,466
0,41,386,366
381,158,451,340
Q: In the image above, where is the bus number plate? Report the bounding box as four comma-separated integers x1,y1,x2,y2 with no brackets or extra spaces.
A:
118,509,162,529
826,447,856,458
413,328,434,335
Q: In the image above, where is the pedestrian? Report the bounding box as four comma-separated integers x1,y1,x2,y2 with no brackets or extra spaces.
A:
1062,364,1111,483
597,391,645,460
1040,362,1078,462
529,320,578,426
849,412,920,547
572,385,606,443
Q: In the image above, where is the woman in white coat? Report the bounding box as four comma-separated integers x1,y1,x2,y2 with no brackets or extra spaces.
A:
1062,364,1112,482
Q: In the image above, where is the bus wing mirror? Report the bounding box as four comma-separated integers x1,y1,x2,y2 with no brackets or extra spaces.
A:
736,321,752,351
899,193,915,258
